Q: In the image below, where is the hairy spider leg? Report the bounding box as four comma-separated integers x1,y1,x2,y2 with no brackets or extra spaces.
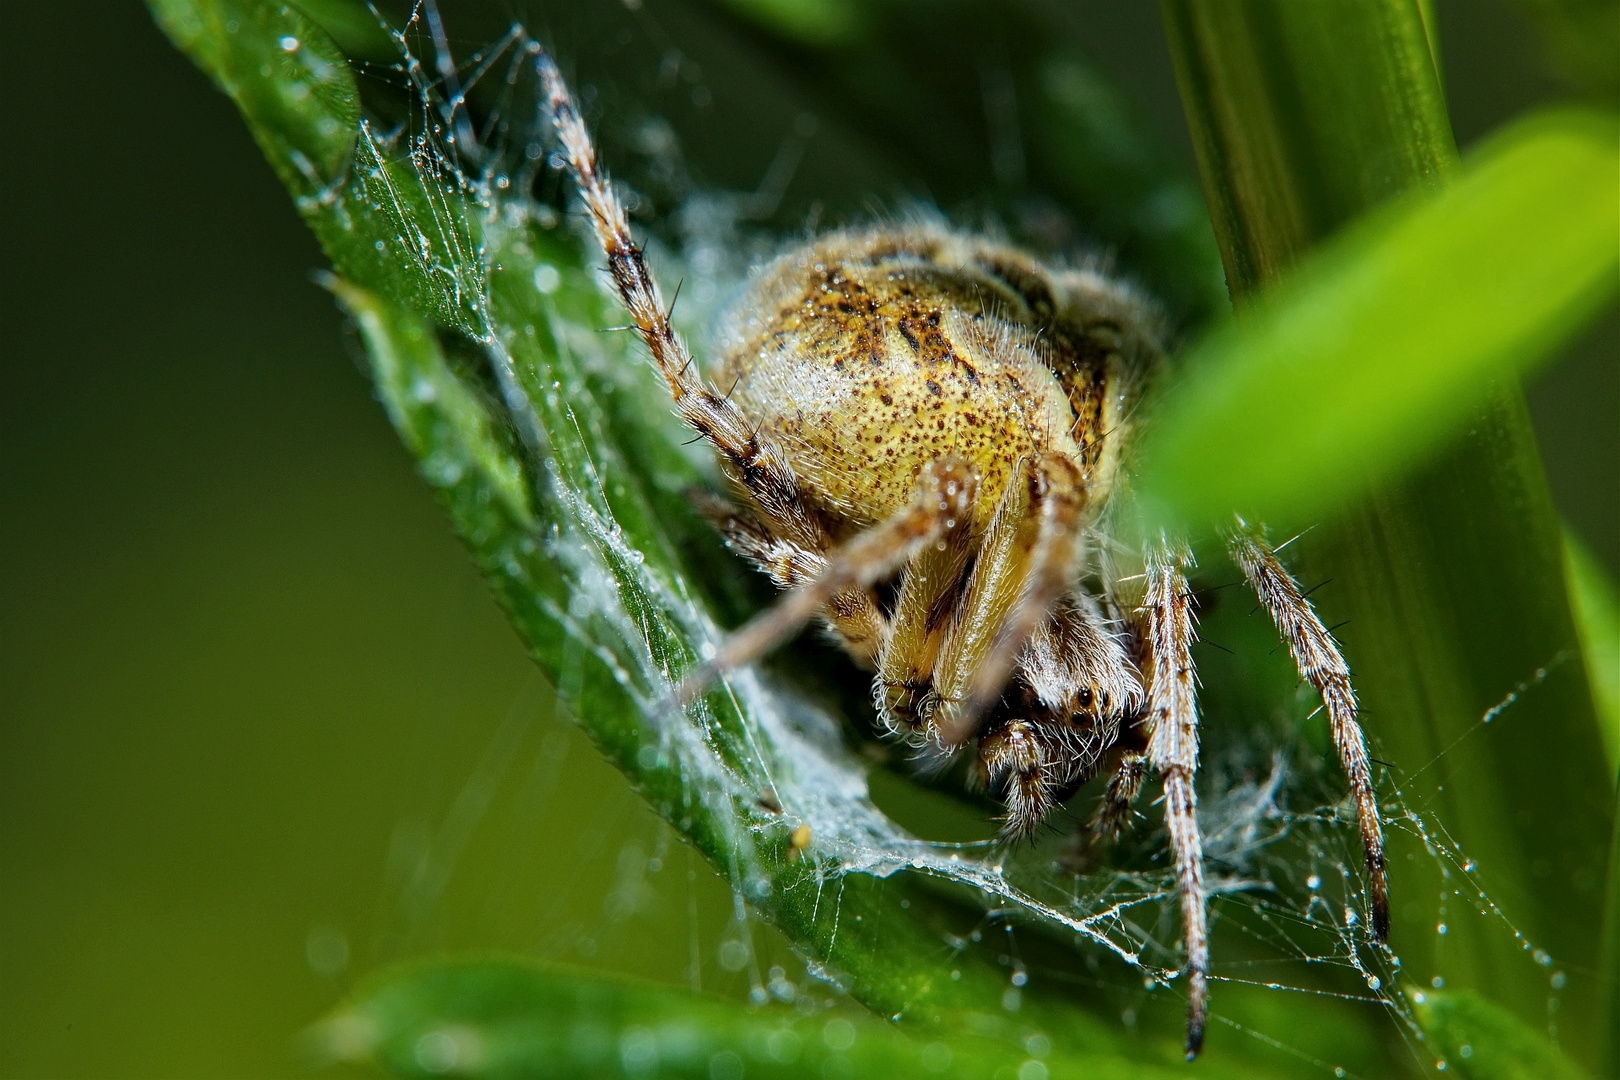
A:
961,455,1088,731
1228,525,1390,940
928,455,1087,751
1087,608,1152,842
692,492,887,662
676,459,979,702
1090,747,1148,841
874,502,977,735
538,53,890,662
1141,538,1208,1060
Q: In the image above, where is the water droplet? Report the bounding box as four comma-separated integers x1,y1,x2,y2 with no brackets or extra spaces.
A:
709,1050,744,1080
1436,923,1447,935
1306,874,1321,890
1431,976,1445,989
821,1019,855,1051
1366,975,1381,991
279,35,300,52
1551,971,1567,990
717,940,749,972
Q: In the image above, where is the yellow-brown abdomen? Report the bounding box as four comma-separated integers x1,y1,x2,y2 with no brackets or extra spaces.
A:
715,226,1158,532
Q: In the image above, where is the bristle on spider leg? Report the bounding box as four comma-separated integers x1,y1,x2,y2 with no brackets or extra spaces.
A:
979,720,1057,840
943,455,1086,746
671,459,977,704
1141,538,1209,1059
1226,524,1390,941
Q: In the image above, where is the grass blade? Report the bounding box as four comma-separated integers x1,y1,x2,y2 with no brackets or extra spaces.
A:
1564,529,1620,763
1161,0,1455,296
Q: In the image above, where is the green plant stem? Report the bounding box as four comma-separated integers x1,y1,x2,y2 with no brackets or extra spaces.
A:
1162,0,1453,297
1162,0,1613,1069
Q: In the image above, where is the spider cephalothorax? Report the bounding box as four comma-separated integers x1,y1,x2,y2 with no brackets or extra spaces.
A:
538,54,1388,1059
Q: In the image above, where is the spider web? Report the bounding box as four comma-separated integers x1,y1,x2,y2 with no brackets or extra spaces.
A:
317,7,1582,1076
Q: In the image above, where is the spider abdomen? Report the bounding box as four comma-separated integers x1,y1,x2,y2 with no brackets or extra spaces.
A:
716,227,1154,534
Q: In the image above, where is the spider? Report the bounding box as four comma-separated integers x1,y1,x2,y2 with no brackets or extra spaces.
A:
537,54,1387,1059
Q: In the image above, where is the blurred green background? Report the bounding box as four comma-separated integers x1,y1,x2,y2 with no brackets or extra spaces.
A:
2,2,1614,1076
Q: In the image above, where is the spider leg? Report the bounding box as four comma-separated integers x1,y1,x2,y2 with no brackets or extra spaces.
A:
1090,746,1148,842
539,54,825,555
1141,537,1208,1060
930,454,1087,748
1088,607,1151,842
1227,523,1389,941
978,718,1062,836
875,512,975,736
690,492,887,664
676,459,978,702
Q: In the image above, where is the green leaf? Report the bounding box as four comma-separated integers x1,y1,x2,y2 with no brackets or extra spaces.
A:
149,0,486,334
1410,987,1588,1080
310,956,1198,1079
1132,108,1620,531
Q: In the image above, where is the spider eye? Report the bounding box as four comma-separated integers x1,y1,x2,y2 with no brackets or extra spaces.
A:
1075,686,1094,709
